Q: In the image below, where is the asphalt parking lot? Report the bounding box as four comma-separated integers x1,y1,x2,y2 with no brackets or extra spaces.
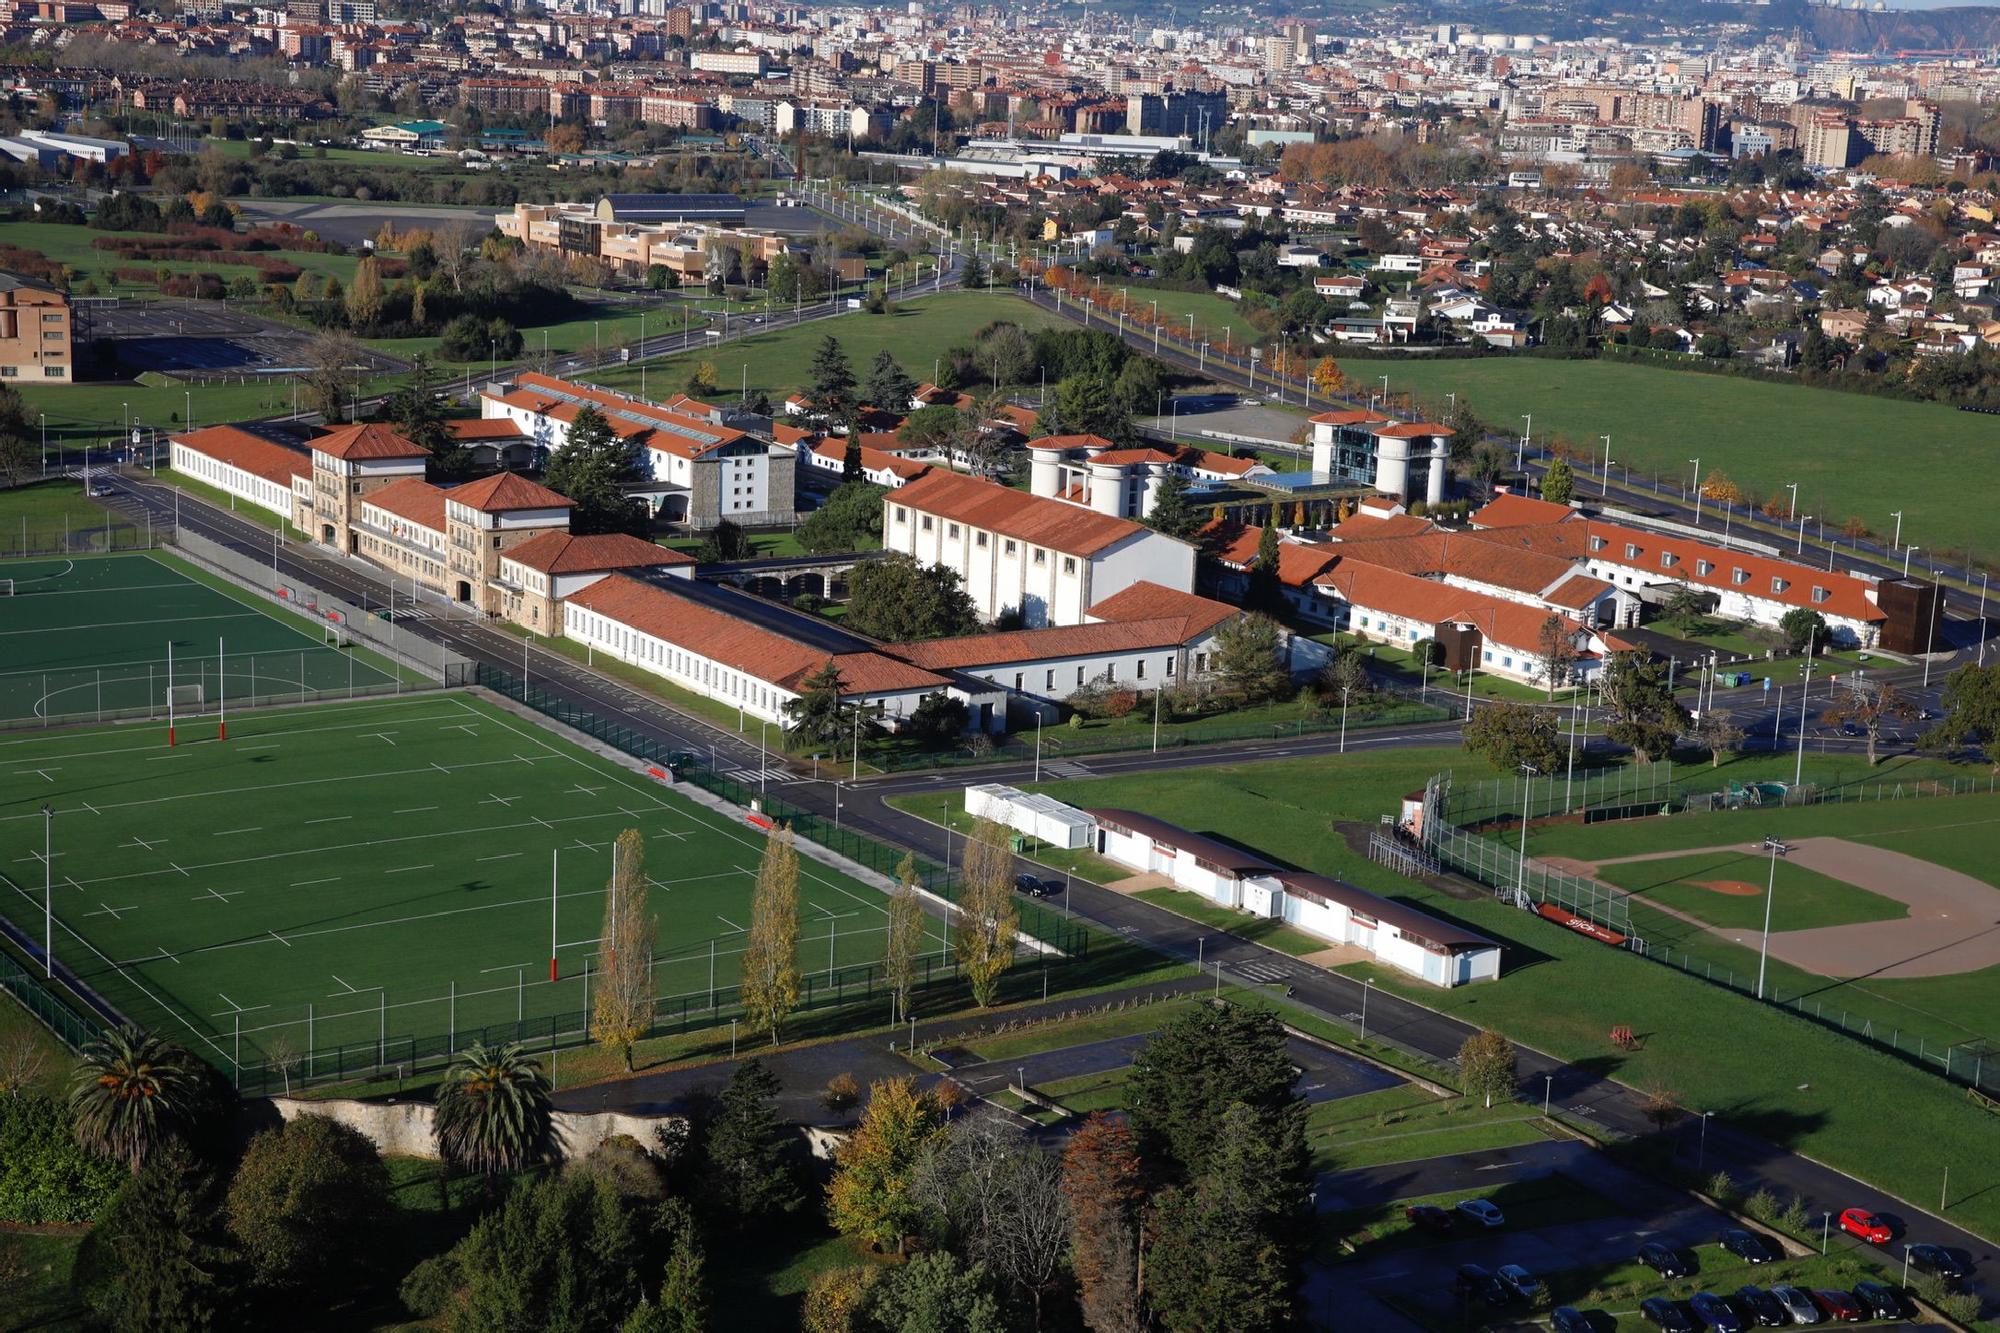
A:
82,299,403,377
1144,393,1313,453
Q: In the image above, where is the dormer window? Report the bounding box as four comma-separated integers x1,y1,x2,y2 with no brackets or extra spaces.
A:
1732,568,1749,585
1696,560,1713,577
1771,577,1788,594
1624,543,1640,559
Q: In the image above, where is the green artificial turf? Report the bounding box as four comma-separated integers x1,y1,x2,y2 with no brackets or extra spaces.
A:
0,692,947,1078
1375,356,1993,560
0,551,401,724
1592,849,1907,932
1028,749,2000,1243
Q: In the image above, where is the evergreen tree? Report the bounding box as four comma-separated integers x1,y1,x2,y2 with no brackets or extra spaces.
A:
1598,650,1692,762
701,1059,802,1225
386,354,473,480
1246,508,1283,611
1540,456,1576,505
957,251,987,291
844,552,978,642
653,1207,708,1333
1146,472,1200,538
226,1114,388,1294
1210,613,1289,703
76,1142,237,1333
1146,1104,1302,1333
783,661,852,754
1125,1002,1305,1186
863,349,917,413
544,404,649,537
863,1251,1006,1333
806,334,858,428
842,432,863,482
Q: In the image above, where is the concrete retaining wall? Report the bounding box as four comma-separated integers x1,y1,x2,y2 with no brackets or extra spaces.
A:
262,1096,678,1161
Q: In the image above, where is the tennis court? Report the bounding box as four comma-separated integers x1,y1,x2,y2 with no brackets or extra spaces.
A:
0,551,403,726
0,693,946,1081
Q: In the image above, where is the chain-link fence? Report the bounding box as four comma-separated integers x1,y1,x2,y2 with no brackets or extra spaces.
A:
171,528,473,687
0,511,158,559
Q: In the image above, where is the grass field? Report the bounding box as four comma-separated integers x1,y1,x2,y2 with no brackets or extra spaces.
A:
1027,749,2000,1242
0,692,947,1078
1375,357,1991,558
0,551,402,725
584,291,1065,405
0,480,119,558
2,221,360,297
17,374,336,439
1592,849,1907,932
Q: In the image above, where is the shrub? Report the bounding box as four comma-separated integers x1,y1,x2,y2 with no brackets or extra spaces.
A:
1912,1274,1979,1323
1102,690,1139,718
823,1073,860,1112
1704,1170,1738,1206
399,1253,461,1318
0,1094,123,1224
1743,1187,1779,1224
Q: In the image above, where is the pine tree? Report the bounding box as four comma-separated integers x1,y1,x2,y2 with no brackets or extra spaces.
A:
654,1206,709,1333
701,1058,802,1224
953,819,1017,1008
806,334,857,428
545,404,648,537
740,827,801,1044
589,829,653,1071
1540,455,1576,505
1146,472,1199,538
863,349,917,413
1146,1104,1301,1333
884,854,925,1024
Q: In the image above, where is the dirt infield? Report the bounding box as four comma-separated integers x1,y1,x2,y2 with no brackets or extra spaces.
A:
1694,880,1762,897
1551,838,2000,980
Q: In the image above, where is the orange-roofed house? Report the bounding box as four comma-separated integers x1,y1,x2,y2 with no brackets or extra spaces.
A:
495,531,695,633
884,471,1196,627
351,469,576,609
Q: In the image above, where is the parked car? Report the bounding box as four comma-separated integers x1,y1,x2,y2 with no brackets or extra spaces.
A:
1551,1307,1596,1333
1906,1242,1970,1284
1638,1240,1692,1278
1690,1291,1744,1333
1455,1197,1505,1228
1641,1297,1698,1332
1808,1288,1864,1323
1453,1262,1510,1305
1836,1208,1892,1244
1850,1282,1902,1320
1012,873,1055,898
1404,1204,1454,1234
1496,1263,1542,1300
1733,1285,1790,1327
1769,1285,1821,1325
1721,1229,1777,1264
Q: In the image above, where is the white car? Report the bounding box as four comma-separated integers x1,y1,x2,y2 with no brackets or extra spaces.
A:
1496,1264,1541,1299
1455,1198,1505,1228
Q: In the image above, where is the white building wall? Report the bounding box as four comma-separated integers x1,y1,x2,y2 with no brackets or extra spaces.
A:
564,604,795,726
170,443,296,518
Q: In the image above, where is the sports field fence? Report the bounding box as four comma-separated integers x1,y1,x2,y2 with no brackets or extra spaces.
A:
0,509,158,559
170,527,474,687
1416,770,2000,1097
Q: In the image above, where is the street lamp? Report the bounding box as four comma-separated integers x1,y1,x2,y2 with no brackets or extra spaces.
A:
1543,1072,1554,1115
1785,482,1798,519
1904,546,1918,577
1515,764,1538,904
1359,976,1373,1041
1757,835,1791,999
1890,510,1904,550
41,804,53,978
1797,514,1811,555
1339,685,1351,753
1034,712,1043,782
1697,1110,1714,1171
1517,414,1531,470
1601,435,1613,496
1688,458,1703,522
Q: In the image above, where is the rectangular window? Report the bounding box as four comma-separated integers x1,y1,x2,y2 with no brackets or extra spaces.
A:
1045,669,1055,689
894,506,908,523
1811,587,1829,604
1195,652,1209,672
1004,540,1017,556
1166,657,1176,676
1771,577,1787,594
1660,553,1675,569
1136,660,1146,679
1033,548,1046,565
1588,536,1605,552
1062,556,1076,575
1483,649,1494,662
920,515,933,531
976,531,988,547
1013,673,1022,689
1696,560,1713,577
44,365,62,377
1732,568,1749,584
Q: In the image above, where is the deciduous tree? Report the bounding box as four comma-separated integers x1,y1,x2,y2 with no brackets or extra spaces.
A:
1599,651,1691,762
590,829,654,1071
884,854,925,1024
740,827,802,1045
226,1113,388,1293
1822,677,1919,766
1536,614,1579,698
1062,1114,1146,1333
844,551,978,641
954,818,1017,1008
1463,701,1564,774
1458,1029,1517,1109
826,1077,948,1253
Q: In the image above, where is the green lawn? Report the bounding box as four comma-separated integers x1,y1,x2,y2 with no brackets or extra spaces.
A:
1091,282,1270,347
584,291,1064,405
0,1228,86,1331
17,374,346,439
1593,849,1907,932
1028,748,2000,1243
1307,1086,1556,1173
1036,1064,1132,1115
1528,1242,1902,1333
0,692,948,1082
1318,1115,1550,1172
0,480,127,557
1134,886,1332,957
954,997,1198,1064
1378,357,1991,559
708,1223,890,1332
660,531,804,559
1318,1173,1618,1265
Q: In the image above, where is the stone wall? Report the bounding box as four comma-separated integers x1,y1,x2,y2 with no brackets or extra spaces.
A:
260,1096,679,1161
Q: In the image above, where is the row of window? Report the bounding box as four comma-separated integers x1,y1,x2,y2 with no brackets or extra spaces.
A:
1008,655,1183,693
895,508,1081,574
174,452,289,509
573,611,786,717
1591,540,1832,603
0,365,65,377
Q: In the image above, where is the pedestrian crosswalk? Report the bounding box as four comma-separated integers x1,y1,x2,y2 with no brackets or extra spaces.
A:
1235,959,1293,984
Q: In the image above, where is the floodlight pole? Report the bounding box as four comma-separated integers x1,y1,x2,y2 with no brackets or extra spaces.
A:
166,640,176,747
1794,630,1814,787
1756,837,1789,1000
217,636,226,741
550,848,560,982
42,804,53,977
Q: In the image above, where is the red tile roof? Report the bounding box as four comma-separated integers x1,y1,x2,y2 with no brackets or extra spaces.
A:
493,373,749,461
446,471,573,514
1308,408,1391,426
1471,493,1579,529
443,418,531,442
1209,526,1340,587
312,422,429,461
564,576,949,696
1087,581,1238,638
810,438,931,482
1582,520,1883,622
172,425,307,487
363,476,448,531
502,531,692,576
893,471,1155,559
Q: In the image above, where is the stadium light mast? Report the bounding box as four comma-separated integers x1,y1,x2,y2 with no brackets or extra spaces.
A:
42,805,53,978
1755,837,1791,1000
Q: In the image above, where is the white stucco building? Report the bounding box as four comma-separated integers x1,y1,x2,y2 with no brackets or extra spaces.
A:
882,471,1196,627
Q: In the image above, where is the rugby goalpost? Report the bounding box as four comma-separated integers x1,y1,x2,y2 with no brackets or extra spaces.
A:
163,636,231,744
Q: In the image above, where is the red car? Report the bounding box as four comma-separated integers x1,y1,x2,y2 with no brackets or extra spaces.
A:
1811,1287,1866,1322
1837,1208,1892,1245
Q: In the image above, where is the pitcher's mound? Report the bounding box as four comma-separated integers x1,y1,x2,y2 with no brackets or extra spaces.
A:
1696,879,1763,897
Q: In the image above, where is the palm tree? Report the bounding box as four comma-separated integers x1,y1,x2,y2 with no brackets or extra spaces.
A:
432,1042,558,1185
69,1026,204,1174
